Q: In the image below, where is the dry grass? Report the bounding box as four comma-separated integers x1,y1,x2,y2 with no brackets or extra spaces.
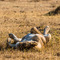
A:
45,6,60,16
0,0,60,60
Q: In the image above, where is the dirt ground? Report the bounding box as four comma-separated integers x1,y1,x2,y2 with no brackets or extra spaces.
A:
0,0,60,60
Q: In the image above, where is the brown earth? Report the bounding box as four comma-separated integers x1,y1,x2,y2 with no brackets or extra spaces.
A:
0,0,60,60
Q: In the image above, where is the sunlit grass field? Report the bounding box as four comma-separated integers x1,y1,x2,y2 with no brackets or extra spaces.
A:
0,0,60,60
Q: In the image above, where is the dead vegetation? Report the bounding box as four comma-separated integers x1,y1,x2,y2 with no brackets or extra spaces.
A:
0,0,60,60
45,6,60,16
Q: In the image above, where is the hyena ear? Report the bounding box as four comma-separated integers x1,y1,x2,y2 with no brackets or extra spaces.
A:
6,38,11,48
7,38,11,43
43,26,50,35
9,33,14,39
9,33,17,39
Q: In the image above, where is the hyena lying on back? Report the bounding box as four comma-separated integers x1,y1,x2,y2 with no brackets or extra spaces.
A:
6,26,51,50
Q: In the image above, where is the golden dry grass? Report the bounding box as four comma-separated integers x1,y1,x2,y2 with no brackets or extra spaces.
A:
0,0,60,60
